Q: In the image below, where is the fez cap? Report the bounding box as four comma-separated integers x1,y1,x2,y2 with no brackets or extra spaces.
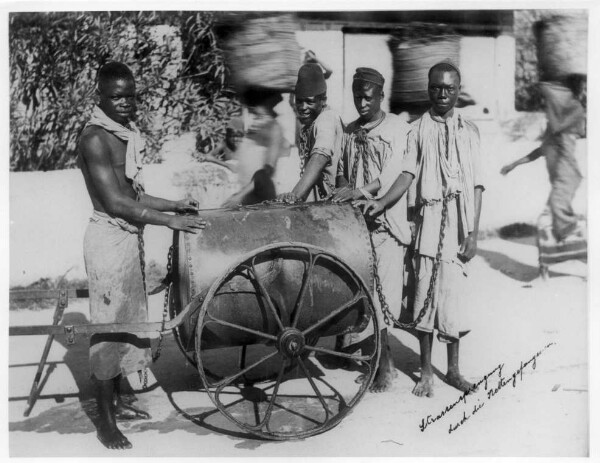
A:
428,59,462,81
295,64,327,99
353,67,385,87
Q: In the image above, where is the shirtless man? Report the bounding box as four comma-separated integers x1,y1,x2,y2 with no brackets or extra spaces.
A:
78,62,205,449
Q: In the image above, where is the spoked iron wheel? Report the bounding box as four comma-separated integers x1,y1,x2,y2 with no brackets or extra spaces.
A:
195,242,380,440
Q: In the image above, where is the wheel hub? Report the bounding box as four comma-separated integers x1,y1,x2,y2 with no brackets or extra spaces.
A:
277,328,306,358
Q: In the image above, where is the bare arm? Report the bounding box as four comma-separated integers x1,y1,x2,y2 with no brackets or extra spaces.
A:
264,122,285,171
139,193,199,214
500,147,543,175
278,153,329,202
80,132,205,232
353,172,414,216
222,181,254,208
380,172,413,208
459,186,483,261
332,178,380,202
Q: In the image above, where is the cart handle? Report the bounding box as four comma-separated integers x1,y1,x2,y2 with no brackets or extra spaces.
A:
9,293,204,343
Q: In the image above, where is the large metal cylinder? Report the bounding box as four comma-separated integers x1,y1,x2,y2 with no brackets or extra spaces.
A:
170,202,374,351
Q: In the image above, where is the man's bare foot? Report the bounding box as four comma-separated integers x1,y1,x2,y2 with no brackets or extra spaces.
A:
115,400,151,421
446,370,477,393
369,344,397,393
97,424,132,450
412,372,434,397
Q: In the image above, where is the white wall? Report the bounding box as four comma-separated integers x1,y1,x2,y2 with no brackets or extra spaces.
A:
458,35,517,122
494,33,517,120
459,36,497,120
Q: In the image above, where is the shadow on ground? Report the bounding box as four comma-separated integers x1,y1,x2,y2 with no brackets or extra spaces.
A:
478,236,579,283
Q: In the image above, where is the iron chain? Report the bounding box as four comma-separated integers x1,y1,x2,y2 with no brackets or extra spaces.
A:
137,229,151,389
152,245,174,362
141,368,148,390
372,192,459,329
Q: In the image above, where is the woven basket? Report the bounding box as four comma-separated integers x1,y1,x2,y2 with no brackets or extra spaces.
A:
389,34,460,105
223,13,301,92
535,12,587,80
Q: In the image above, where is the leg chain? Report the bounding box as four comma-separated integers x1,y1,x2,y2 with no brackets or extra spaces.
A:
372,192,458,329
138,230,151,389
140,368,148,390
152,245,174,362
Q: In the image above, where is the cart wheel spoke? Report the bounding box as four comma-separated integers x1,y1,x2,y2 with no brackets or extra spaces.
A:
296,357,332,420
205,313,278,342
302,291,367,336
245,259,285,331
214,350,279,391
291,250,319,328
259,361,286,430
304,344,374,362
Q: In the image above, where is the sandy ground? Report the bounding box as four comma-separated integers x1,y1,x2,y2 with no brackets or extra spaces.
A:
8,234,588,457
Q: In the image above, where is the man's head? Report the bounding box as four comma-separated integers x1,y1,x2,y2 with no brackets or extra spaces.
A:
428,60,461,116
352,67,385,123
97,62,136,125
294,63,327,125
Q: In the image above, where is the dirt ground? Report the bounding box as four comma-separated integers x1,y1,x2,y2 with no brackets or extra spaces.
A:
8,234,588,457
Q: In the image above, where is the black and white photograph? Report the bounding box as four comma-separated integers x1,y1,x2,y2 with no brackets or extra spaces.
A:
4,1,598,458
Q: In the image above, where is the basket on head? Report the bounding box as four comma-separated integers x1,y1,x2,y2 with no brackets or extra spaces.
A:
534,11,588,81
221,13,302,93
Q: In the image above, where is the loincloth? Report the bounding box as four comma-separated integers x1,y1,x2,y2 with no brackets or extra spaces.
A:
412,254,470,342
83,210,151,380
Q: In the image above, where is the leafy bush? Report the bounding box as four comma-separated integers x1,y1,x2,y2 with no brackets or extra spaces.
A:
514,10,547,111
9,11,240,171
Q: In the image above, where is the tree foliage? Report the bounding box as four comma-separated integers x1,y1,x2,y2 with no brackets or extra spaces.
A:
514,10,546,112
9,11,240,171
